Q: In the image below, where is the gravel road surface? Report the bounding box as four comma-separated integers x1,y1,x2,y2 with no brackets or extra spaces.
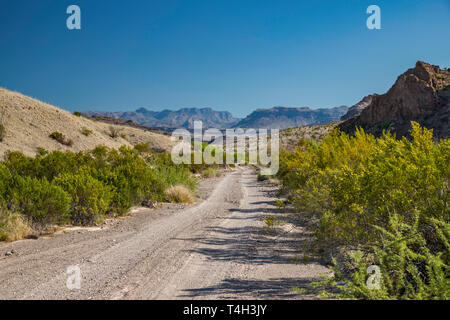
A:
0,167,329,300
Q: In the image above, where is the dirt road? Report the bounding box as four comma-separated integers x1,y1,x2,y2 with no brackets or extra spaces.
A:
0,168,329,300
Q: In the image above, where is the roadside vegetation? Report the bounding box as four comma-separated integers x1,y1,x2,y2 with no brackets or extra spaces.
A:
277,122,449,299
0,140,239,241
0,143,210,240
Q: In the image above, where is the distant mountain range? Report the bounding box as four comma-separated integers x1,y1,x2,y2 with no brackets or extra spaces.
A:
235,106,348,129
83,108,240,130
83,105,348,130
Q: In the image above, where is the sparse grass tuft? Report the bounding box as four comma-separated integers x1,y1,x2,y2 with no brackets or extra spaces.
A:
134,142,151,154
81,127,93,136
165,185,195,204
0,110,5,142
0,123,5,142
0,208,32,242
49,132,73,147
108,126,121,138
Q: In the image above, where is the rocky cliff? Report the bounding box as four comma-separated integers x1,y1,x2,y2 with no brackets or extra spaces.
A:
340,61,449,139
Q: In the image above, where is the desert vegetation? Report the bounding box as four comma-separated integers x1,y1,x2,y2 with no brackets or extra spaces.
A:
81,127,93,136
277,122,449,299
0,140,240,241
49,131,74,147
0,110,6,142
0,144,203,240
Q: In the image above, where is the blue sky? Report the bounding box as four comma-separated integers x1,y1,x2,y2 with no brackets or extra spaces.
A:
0,0,449,118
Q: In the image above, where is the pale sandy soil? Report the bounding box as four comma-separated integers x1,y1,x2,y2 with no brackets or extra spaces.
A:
0,88,174,157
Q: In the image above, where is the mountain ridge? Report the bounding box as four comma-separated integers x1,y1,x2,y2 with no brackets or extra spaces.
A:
235,105,348,129
84,105,349,130
83,107,241,130
339,61,449,139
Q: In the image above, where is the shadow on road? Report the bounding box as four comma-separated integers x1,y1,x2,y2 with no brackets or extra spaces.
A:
179,277,321,299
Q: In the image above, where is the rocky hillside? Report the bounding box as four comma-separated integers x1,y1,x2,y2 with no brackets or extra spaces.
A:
84,107,240,129
0,88,174,157
279,122,340,151
340,94,378,121
340,61,449,139
235,106,348,130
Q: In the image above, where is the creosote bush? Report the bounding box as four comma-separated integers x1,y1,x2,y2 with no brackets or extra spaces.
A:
0,123,5,142
81,127,93,136
49,131,73,147
278,122,449,299
0,145,197,235
108,126,121,138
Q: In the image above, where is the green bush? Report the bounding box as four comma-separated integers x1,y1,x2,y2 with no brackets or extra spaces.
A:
81,127,93,136
154,165,196,191
278,122,450,299
49,131,73,147
54,171,112,225
73,111,82,117
11,176,71,226
0,163,12,200
134,142,151,154
0,145,197,232
0,123,5,142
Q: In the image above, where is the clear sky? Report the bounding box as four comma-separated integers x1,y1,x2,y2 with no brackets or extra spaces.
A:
0,0,449,118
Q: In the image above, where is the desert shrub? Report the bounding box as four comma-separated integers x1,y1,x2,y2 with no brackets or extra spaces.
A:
49,131,73,147
89,146,167,214
54,171,112,225
278,122,450,299
108,126,121,138
36,147,48,156
201,168,221,178
73,111,82,117
153,165,196,191
0,144,196,231
0,123,5,142
0,162,12,200
165,185,195,204
11,176,71,226
134,142,151,154
0,207,32,242
81,127,93,136
3,151,41,178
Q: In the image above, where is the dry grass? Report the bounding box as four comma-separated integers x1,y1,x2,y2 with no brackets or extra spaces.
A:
165,185,196,204
0,209,32,242
201,168,222,178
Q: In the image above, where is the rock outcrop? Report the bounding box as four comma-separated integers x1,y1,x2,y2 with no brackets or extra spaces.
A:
340,94,378,121
340,61,449,139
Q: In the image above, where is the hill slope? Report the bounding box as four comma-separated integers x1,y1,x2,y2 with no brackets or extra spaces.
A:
340,61,449,139
0,88,174,157
235,106,348,130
